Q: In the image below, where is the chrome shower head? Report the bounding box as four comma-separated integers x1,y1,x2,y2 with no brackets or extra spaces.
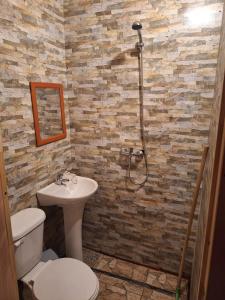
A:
132,22,142,31
132,22,144,48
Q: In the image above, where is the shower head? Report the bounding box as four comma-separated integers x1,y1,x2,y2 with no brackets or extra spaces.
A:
132,22,144,48
132,22,142,31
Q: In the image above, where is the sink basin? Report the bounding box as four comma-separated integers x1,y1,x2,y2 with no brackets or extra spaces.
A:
37,175,98,261
37,176,98,206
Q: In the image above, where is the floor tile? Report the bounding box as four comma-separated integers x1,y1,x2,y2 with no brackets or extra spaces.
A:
132,264,149,282
83,247,103,268
142,288,174,300
97,273,176,300
97,273,143,300
84,247,188,298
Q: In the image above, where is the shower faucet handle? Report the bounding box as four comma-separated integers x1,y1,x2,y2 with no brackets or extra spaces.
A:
120,148,134,156
120,148,145,158
133,149,144,157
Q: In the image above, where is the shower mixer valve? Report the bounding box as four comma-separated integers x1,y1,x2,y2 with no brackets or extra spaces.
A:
133,149,145,157
120,148,144,158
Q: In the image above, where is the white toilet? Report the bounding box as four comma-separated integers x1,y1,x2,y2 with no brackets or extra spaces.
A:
11,208,99,300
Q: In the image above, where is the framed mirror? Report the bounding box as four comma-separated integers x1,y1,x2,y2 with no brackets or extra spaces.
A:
30,82,67,146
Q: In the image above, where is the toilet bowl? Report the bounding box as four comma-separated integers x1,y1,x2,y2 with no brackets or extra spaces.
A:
11,208,99,300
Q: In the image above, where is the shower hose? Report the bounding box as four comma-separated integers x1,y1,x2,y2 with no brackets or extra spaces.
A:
128,45,149,186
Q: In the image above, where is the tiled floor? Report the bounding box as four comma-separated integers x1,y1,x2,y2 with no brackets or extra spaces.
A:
21,248,188,300
96,272,174,300
83,248,189,300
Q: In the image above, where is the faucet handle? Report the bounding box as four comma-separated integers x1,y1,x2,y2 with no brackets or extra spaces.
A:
56,173,63,181
129,147,134,154
120,148,134,156
61,178,69,182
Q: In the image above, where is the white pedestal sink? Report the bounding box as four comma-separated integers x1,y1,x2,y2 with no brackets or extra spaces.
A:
37,175,98,261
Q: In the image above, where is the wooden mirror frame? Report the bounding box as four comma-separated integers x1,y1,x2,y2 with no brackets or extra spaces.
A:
30,82,67,146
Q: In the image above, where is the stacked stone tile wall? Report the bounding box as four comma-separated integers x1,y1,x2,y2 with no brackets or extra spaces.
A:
1,0,224,278
0,0,70,255
64,0,224,275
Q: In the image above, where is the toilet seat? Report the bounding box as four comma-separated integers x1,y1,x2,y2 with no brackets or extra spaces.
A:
32,258,99,300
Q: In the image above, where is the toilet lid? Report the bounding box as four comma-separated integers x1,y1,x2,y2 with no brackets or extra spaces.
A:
33,258,99,300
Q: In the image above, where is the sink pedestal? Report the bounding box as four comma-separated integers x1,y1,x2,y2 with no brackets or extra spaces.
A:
37,175,98,262
63,203,85,261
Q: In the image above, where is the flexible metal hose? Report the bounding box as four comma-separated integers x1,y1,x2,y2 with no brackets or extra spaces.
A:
128,46,149,186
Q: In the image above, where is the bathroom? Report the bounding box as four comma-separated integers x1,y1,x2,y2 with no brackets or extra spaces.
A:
1,0,225,299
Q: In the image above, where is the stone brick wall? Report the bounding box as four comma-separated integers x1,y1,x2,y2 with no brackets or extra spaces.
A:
1,0,224,278
64,0,224,275
0,0,70,254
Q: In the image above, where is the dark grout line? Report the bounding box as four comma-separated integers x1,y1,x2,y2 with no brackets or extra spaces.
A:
93,267,176,297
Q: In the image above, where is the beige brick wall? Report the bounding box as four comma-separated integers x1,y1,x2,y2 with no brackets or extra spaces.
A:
0,0,70,255
64,0,224,275
0,0,224,277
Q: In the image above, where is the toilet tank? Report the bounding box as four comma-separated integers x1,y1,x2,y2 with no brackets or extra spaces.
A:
11,208,46,279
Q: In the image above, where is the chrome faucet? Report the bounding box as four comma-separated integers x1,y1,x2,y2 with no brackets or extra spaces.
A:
56,173,69,186
120,147,144,158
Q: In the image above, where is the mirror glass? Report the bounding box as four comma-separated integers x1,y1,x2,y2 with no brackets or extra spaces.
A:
36,88,63,139
30,82,67,146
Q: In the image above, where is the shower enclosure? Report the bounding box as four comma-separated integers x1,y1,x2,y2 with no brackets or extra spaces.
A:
121,22,149,186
